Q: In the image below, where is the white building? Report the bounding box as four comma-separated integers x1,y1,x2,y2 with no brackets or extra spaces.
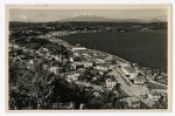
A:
70,57,74,62
82,53,91,58
49,66,61,74
120,67,138,80
66,73,80,82
147,92,160,102
133,76,146,84
96,58,105,64
105,78,116,90
83,61,93,68
94,66,108,72
120,62,131,68
71,47,86,51
26,60,34,69
73,53,79,56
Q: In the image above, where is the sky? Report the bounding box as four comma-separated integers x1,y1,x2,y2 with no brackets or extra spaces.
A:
9,8,167,22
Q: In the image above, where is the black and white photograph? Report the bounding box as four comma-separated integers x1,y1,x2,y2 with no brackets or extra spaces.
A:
7,5,171,110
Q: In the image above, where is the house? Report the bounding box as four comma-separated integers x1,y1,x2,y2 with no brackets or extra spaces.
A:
147,92,160,102
73,53,79,56
133,75,146,84
105,78,116,90
120,97,140,108
82,53,91,58
120,67,138,80
120,62,131,68
26,59,34,69
49,66,62,74
66,73,80,82
69,57,74,62
71,47,86,51
96,58,105,64
150,89,167,97
83,61,93,68
94,65,108,72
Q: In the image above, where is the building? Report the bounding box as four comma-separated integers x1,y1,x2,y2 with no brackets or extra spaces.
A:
82,53,91,58
120,62,131,68
83,61,93,68
69,57,74,62
26,59,34,69
96,58,105,64
150,89,167,96
70,62,84,70
120,67,139,80
66,73,80,82
105,78,116,90
120,97,140,108
147,92,160,102
49,66,62,74
133,75,146,84
71,47,86,51
94,65,108,72
73,53,79,56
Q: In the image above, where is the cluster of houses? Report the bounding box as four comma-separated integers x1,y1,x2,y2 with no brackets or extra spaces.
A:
119,62,147,84
38,29,101,40
120,96,140,108
10,36,167,109
62,47,120,90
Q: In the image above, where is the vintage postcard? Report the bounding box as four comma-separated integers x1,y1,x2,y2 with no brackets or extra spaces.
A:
6,5,172,111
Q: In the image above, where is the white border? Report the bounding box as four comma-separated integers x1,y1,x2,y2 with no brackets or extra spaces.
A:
0,0,174,116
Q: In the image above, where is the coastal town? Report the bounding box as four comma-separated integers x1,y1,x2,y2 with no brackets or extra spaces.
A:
9,22,167,109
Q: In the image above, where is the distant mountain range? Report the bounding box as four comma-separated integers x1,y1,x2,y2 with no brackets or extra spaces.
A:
61,15,166,23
